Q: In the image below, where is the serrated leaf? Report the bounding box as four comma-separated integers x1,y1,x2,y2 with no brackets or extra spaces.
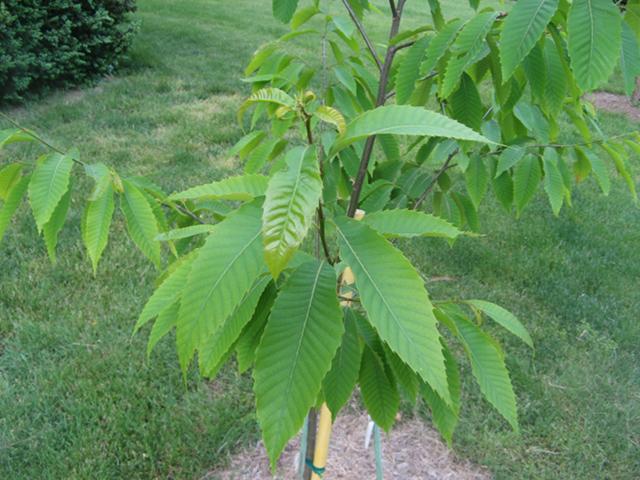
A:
466,300,533,348
333,105,492,155
543,37,567,114
176,202,265,372
315,105,347,135
450,313,519,431
323,308,362,418
0,174,30,243
273,0,299,23
449,73,483,131
495,146,525,178
513,154,541,216
0,164,23,201
84,163,111,201
363,209,461,239
601,143,637,199
262,146,322,278
493,171,514,211
155,224,216,242
568,0,622,91
254,259,343,468
238,88,296,123
199,276,270,377
169,174,269,202
523,41,547,103
396,37,430,104
421,19,464,75
576,146,610,195
28,153,74,231
134,252,197,333
465,155,489,208
621,20,640,96
43,187,71,263
386,347,419,403
147,302,180,357
335,217,450,405
121,179,162,268
359,345,399,431
542,148,565,216
500,0,559,81
82,184,115,274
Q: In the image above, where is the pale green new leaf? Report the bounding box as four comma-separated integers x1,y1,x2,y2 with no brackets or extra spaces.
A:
542,148,565,216
155,224,215,241
451,314,519,431
262,146,322,278
359,345,399,431
363,209,461,239
323,308,363,418
121,179,162,268
333,105,492,155
466,300,533,348
0,128,34,148
314,106,346,135
465,155,489,208
254,260,343,468
84,163,111,201
28,153,74,231
513,154,541,217
169,174,269,202
335,217,450,405
43,187,71,263
0,174,30,243
199,276,270,376
238,88,296,123
81,184,115,274
0,164,23,201
273,0,299,23
396,37,430,104
568,0,622,91
500,0,559,80
176,202,264,371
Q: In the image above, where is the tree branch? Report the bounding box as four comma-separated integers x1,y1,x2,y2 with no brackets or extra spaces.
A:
340,0,383,71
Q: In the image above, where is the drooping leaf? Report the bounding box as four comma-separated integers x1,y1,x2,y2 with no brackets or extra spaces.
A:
386,347,419,403
323,308,362,418
621,20,640,96
81,184,115,274
420,19,464,75
0,128,34,148
543,37,567,114
272,0,299,23
568,0,622,91
0,164,23,201
0,174,30,243
466,300,533,348
155,224,216,242
84,163,112,201
314,105,347,135
335,217,450,405
575,146,610,195
176,202,265,372
262,146,322,278
254,260,343,468
333,105,492,155
238,88,296,122
449,73,483,131
28,153,74,231
513,154,542,217
147,302,180,357
499,0,559,81
495,146,526,178
542,147,565,216
121,179,162,268
363,208,461,239
199,276,270,377
169,175,269,202
359,345,400,431
396,37,430,104
291,5,319,30
43,187,71,263
465,155,489,208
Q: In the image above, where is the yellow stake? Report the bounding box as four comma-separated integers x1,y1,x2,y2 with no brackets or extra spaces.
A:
311,209,365,479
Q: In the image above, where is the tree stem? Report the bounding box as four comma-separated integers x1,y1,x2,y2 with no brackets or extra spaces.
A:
303,408,318,480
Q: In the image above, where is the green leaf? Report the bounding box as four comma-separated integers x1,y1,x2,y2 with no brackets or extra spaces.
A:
121,179,162,268
262,146,322,278
621,20,640,96
147,302,179,357
386,347,419,403
314,106,346,135
601,143,637,200
495,146,525,178
0,128,34,148
0,174,30,244
0,164,23,201
568,0,622,91
493,171,514,211
449,73,483,131
155,224,216,241
335,217,450,405
176,202,265,372
254,260,343,468
513,154,541,217
542,148,565,216
323,308,363,418
134,252,197,333
84,163,112,201
169,174,269,202
449,313,519,431
363,209,461,239
499,0,559,81
420,19,464,75
291,5,319,30
238,88,296,122
396,37,430,104
28,153,74,231
359,345,399,431
575,146,610,195
199,276,271,377
43,187,71,263
81,184,115,274
273,0,299,23
543,37,567,114
465,155,489,208
466,300,533,348
333,105,492,155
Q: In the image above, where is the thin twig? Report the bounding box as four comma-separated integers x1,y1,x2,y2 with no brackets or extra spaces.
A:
340,0,383,71
413,150,458,210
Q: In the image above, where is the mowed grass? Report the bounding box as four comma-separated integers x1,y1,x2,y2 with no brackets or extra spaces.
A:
1,1,639,479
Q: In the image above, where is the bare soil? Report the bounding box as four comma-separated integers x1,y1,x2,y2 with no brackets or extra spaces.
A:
586,91,640,122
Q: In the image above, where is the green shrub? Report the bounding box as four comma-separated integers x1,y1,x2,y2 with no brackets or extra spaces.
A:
0,0,137,102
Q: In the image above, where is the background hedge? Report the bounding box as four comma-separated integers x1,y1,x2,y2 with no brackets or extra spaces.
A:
0,0,138,103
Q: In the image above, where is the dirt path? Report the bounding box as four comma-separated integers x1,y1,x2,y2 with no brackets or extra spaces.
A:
586,92,640,122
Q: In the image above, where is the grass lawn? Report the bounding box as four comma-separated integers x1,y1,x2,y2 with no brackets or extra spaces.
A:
1,1,639,478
